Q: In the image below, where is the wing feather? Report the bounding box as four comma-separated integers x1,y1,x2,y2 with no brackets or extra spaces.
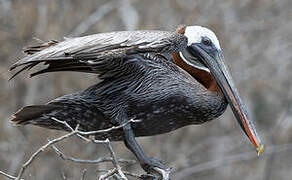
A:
10,30,187,79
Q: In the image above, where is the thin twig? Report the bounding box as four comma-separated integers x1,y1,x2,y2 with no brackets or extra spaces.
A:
51,144,136,164
79,120,139,136
0,170,17,180
60,171,67,180
51,117,139,136
103,139,127,180
153,167,171,180
15,125,80,180
0,117,139,180
50,117,90,142
51,117,138,179
97,169,165,180
80,169,87,180
121,171,144,179
98,168,118,180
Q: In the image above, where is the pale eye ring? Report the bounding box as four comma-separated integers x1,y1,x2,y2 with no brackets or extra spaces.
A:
202,37,212,46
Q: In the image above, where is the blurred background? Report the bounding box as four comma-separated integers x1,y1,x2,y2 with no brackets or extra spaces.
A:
0,0,292,179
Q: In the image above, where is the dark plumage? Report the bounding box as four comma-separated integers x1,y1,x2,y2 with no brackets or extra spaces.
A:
10,25,263,175
13,53,227,140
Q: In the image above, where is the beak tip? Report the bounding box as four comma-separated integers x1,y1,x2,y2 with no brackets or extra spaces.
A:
257,144,264,156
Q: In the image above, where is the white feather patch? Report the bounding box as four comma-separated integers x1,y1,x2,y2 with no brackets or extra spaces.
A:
184,26,221,49
179,51,210,73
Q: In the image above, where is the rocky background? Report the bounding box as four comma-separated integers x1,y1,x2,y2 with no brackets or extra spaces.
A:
0,0,291,179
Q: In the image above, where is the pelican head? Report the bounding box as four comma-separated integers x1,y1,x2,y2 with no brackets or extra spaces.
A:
180,25,263,155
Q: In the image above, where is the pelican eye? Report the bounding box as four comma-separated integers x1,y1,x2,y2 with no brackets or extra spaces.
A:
202,37,212,46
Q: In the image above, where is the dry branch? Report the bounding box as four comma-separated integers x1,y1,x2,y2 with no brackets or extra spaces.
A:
97,169,146,180
0,118,138,180
51,144,136,165
0,170,18,180
80,169,87,180
15,125,79,180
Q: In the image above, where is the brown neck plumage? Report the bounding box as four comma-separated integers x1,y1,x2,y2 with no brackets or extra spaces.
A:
172,52,221,93
173,25,222,95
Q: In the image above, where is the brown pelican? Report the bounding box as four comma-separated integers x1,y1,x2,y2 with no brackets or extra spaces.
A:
9,25,263,174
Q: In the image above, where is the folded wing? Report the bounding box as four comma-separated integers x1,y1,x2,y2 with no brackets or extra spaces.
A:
10,30,187,79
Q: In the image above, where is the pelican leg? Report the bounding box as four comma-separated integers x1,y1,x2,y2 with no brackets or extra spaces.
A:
123,124,167,173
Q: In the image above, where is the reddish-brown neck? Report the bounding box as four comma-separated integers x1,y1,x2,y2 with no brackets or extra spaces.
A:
172,52,222,94
174,25,223,95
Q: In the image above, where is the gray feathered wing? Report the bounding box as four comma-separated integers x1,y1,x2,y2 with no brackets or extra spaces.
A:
10,30,187,79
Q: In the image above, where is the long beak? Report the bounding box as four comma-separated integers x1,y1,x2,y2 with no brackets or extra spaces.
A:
190,45,263,155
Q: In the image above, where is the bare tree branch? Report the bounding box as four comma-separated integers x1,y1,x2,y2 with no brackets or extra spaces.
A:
97,169,156,180
98,168,118,180
120,171,144,179
51,117,140,136
0,170,18,180
102,138,127,179
51,144,136,165
15,125,79,180
0,118,139,180
80,169,87,180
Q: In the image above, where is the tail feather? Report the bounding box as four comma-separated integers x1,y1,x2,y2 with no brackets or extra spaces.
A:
11,105,59,125
11,95,112,134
